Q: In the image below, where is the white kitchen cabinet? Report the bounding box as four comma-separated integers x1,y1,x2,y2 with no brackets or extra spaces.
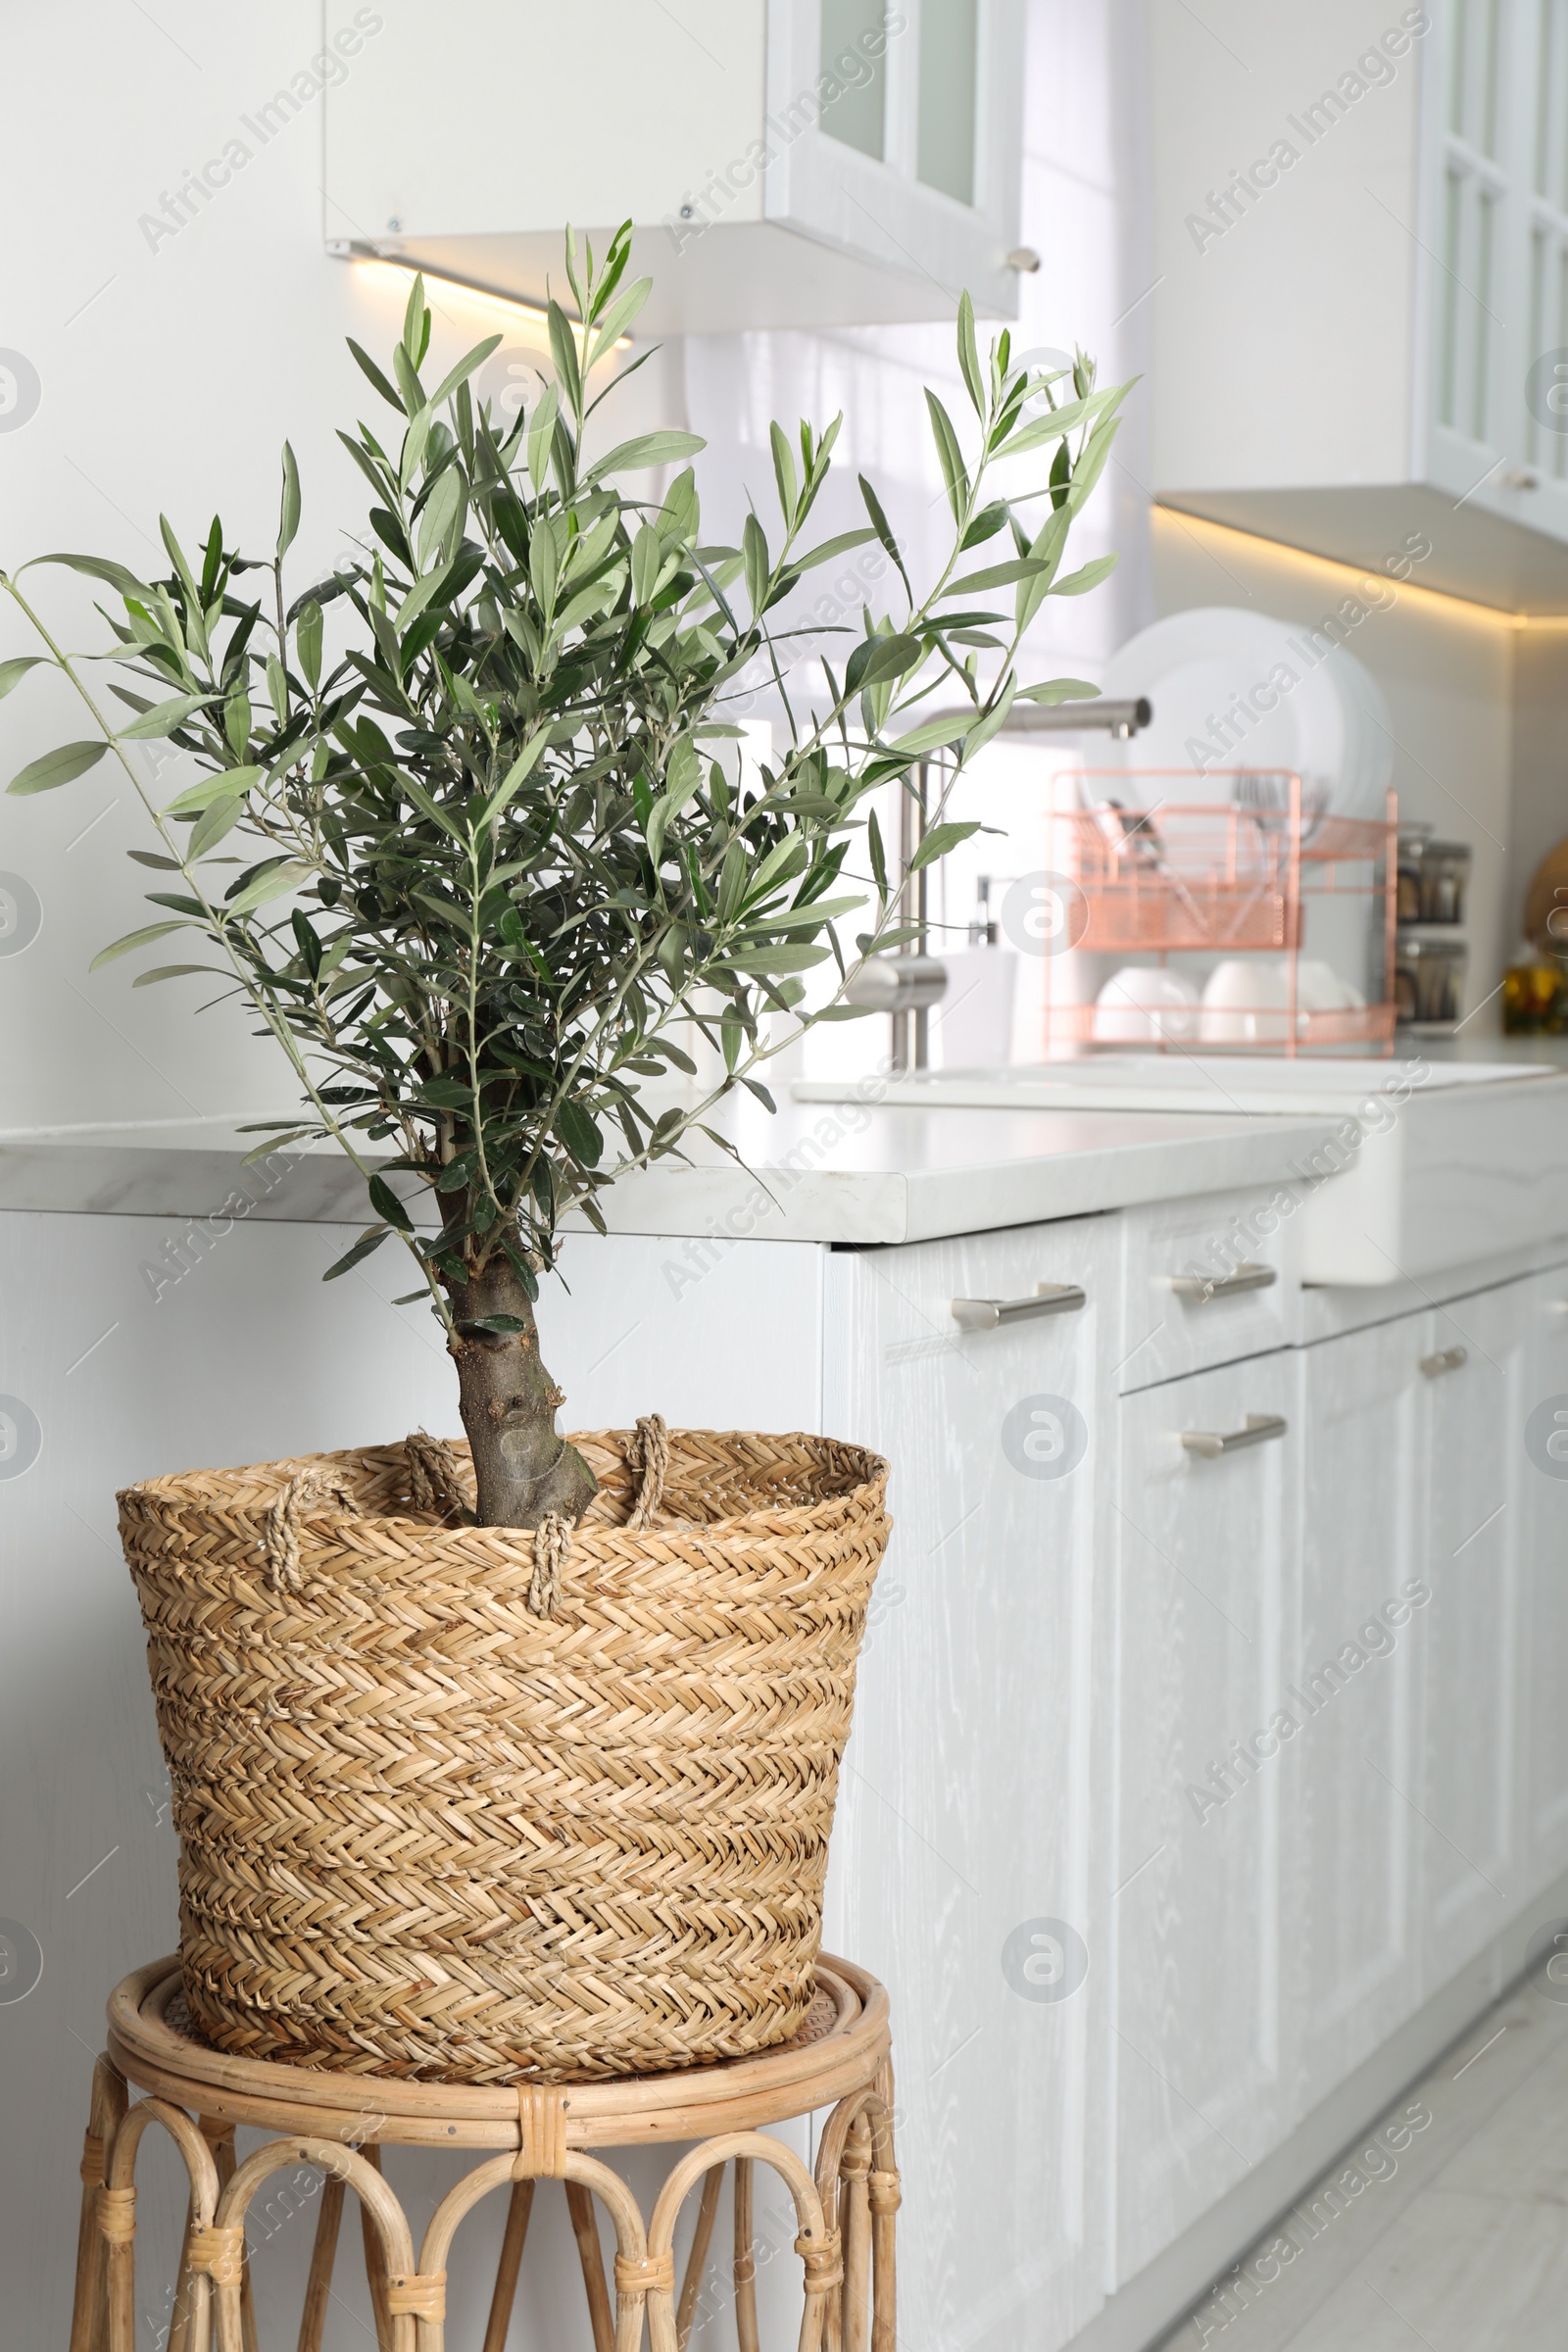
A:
821,1212,1120,2352
1513,1265,1568,1885
1288,1311,1425,2109
1150,0,1568,612
1294,1267,1552,2015
1411,1283,1523,1980
1109,1347,1298,2285
321,0,1027,332
1109,1262,1566,2308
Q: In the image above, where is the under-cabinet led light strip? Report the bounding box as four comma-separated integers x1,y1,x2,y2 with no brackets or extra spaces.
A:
328,240,634,350
1154,504,1568,629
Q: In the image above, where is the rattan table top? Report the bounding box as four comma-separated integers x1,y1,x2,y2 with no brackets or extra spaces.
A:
106,1954,891,2150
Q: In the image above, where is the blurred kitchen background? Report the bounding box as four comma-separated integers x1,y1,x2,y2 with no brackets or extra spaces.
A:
12,2,1568,1134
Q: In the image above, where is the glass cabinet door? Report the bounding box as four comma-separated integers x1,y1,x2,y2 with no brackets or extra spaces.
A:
917,0,980,205
769,0,1022,319
819,0,890,160
818,0,983,209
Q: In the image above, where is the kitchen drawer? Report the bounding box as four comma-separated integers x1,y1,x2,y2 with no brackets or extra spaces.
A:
1117,1188,1298,1393
1298,1235,1568,1344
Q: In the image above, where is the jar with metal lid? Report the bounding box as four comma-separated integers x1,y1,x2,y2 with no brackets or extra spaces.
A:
1416,840,1470,925
1396,827,1428,925
1395,934,1468,1025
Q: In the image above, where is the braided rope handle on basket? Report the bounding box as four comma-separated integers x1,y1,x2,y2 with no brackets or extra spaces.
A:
528,1515,569,1617
264,1418,667,1609
263,1470,360,1592
626,1412,669,1531
526,1412,664,1616
405,1428,473,1523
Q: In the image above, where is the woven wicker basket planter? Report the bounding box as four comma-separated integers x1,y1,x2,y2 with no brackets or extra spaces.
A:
117,1425,891,2083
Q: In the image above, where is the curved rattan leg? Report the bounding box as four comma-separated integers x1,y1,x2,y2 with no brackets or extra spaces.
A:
732,2156,760,2352
648,2132,838,2352
416,2148,651,2352
566,2179,617,2352
674,2163,723,2352
867,2068,900,2352
168,2190,199,2352
814,2084,900,2352
169,2117,241,2352
213,2138,416,2352
480,2179,534,2352
358,2143,397,2351
839,2113,873,2352
220,2132,260,2352
100,2098,221,2352
297,2174,346,2352
69,2054,126,2352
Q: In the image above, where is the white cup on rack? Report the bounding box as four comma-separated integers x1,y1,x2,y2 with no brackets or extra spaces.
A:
1200,959,1293,1045
1095,965,1200,1045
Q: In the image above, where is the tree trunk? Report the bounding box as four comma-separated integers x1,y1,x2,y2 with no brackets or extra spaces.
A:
448,1257,599,1529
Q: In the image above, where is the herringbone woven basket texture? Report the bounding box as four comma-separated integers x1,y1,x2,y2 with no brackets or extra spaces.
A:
117,1426,891,2082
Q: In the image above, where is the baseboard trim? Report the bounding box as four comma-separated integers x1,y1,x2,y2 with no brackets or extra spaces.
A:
1064,1868,1568,2352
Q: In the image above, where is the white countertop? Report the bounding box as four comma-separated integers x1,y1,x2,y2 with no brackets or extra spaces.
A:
0,1098,1348,1247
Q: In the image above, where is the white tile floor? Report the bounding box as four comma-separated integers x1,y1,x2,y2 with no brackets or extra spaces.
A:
1157,1971,1568,2350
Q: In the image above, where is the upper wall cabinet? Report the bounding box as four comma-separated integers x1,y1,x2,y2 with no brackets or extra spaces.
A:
1150,0,1568,612
321,1,1026,331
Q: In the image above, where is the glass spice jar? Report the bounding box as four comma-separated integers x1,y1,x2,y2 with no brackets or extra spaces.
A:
1396,829,1427,925
1417,841,1471,926
1395,935,1468,1026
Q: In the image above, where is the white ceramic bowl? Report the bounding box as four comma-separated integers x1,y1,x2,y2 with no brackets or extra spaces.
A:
1292,957,1366,1034
1200,957,1293,1046
1294,957,1352,1013
1095,964,1200,1045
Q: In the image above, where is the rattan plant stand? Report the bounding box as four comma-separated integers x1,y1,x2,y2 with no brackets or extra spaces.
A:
68,1952,899,2352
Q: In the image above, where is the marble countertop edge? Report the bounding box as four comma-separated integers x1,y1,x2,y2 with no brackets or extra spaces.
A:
0,1105,1347,1246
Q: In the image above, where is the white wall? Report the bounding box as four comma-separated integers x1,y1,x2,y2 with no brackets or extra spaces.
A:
0,6,691,1138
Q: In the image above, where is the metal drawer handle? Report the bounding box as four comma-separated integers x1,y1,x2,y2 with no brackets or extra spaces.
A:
1181,1413,1288,1459
1168,1262,1277,1301
951,1282,1087,1332
1419,1345,1468,1377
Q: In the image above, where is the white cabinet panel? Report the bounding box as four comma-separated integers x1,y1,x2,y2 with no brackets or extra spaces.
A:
1111,1348,1297,2284
822,1213,1118,2352
1514,1267,1568,1885
1149,0,1568,606
1412,1283,1522,1980
1290,1314,1424,2105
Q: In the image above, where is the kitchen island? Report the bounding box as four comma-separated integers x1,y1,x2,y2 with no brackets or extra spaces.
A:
5,1072,1568,2352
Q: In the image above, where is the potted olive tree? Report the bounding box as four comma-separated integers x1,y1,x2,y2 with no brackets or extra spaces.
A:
3,228,1124,2078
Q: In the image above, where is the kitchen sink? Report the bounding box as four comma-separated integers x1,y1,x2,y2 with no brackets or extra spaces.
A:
793,1054,1557,1119
794,1055,1568,1284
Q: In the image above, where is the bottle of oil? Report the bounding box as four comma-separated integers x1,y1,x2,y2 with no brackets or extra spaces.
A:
1502,944,1565,1033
